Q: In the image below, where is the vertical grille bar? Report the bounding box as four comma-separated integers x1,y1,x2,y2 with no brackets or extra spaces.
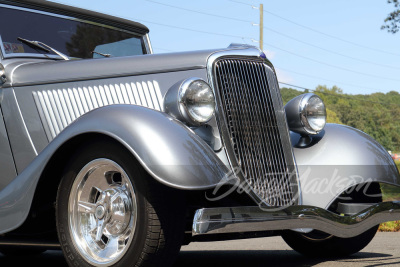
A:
213,57,298,207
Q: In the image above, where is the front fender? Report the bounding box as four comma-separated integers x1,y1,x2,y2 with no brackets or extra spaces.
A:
0,105,229,234
60,105,230,189
292,123,400,209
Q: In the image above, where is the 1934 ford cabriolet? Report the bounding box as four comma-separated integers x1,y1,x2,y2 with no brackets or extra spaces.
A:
0,0,399,266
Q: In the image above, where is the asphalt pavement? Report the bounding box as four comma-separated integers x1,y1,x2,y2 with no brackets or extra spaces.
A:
0,232,398,266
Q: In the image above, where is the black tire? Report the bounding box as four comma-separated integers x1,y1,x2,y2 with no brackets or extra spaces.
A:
281,225,379,257
56,139,185,266
282,183,382,257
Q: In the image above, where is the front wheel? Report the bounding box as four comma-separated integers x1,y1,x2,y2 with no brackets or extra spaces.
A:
56,140,185,266
282,183,382,257
281,225,379,257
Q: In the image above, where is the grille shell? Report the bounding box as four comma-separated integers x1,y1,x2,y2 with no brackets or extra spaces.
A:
212,57,299,207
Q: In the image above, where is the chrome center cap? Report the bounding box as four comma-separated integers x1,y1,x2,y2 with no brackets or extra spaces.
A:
95,205,106,219
106,190,132,235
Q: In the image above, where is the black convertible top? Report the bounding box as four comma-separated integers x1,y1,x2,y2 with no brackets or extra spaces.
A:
0,0,149,35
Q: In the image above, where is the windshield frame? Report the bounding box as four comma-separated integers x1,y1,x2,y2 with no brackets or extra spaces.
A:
0,3,150,60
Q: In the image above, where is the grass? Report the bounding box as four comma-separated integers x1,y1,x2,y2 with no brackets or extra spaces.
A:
378,161,400,232
379,221,400,232
381,183,400,202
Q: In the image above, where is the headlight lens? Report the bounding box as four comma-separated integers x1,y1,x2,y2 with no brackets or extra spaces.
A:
284,93,326,135
179,79,215,124
301,95,326,133
164,78,216,126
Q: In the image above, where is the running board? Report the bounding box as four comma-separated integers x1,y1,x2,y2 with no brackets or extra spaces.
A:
0,239,60,250
192,201,400,238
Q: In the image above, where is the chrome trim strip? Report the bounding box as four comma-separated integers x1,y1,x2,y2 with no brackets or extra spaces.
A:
2,54,65,60
0,63,5,88
0,35,5,59
0,241,60,248
192,201,400,238
9,62,32,86
12,90,37,155
0,241,61,250
145,34,153,54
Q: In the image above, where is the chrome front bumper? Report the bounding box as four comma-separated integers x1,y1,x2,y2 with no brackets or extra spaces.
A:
192,201,400,238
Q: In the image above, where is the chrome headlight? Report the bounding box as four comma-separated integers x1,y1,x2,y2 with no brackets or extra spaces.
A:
164,78,215,126
285,93,326,135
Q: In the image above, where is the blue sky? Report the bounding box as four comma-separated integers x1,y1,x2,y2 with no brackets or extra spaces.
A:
54,0,400,95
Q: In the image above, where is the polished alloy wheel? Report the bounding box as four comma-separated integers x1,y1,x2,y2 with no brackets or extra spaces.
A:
68,158,137,265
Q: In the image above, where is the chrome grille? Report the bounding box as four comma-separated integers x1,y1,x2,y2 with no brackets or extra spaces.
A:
213,57,298,207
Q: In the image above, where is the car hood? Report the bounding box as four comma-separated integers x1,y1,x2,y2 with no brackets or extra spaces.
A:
4,48,243,88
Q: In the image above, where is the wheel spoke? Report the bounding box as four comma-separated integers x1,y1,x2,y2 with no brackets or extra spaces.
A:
80,165,113,200
98,235,119,259
110,193,120,203
95,219,106,242
91,165,114,192
78,201,97,214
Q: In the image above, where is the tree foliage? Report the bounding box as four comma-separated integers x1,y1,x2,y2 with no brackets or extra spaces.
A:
382,0,400,33
281,85,400,151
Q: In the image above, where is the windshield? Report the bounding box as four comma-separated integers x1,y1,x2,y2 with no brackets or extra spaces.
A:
0,6,146,59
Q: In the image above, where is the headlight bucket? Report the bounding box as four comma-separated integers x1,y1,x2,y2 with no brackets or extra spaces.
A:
285,93,326,135
164,78,215,126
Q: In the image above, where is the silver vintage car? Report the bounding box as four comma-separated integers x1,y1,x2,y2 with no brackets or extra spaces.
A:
0,0,399,266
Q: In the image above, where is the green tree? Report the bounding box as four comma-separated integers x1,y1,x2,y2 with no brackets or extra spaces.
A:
280,87,303,104
382,0,400,33
326,107,342,124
